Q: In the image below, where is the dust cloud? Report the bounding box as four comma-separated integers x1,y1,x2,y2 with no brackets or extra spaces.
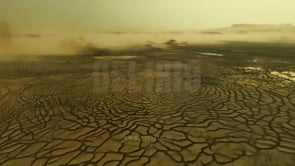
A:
1,24,295,60
0,21,13,58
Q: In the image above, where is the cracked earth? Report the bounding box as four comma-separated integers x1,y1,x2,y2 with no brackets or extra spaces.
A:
0,47,295,166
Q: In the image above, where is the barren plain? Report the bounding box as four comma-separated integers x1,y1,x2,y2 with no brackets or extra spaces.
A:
0,42,295,165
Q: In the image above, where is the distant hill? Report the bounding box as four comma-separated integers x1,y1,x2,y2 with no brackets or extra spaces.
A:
230,24,293,28
203,24,295,34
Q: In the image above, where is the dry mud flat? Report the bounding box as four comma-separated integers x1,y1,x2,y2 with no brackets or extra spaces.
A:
0,44,295,166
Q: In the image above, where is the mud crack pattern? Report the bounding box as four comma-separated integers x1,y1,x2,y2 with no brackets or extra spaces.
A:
0,56,295,166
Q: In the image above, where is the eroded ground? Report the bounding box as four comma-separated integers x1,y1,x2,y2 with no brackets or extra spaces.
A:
0,42,295,166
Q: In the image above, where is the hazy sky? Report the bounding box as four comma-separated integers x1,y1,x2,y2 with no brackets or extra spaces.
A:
0,0,295,33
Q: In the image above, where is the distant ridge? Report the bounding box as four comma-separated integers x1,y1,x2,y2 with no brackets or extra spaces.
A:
231,24,293,28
